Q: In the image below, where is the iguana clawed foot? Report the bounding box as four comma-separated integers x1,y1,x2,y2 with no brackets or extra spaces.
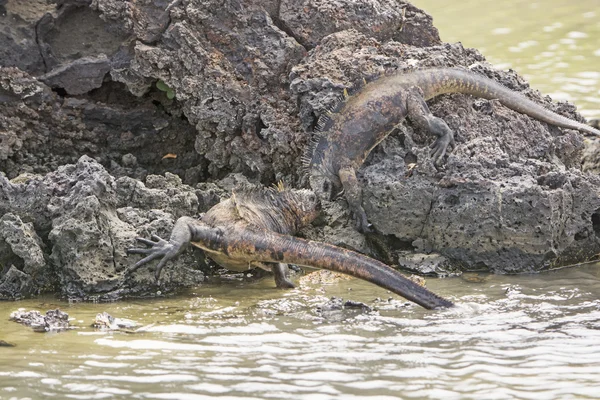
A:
352,206,374,234
127,235,184,282
428,116,456,166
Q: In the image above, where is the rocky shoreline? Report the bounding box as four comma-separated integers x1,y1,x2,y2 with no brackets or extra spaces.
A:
1,0,600,301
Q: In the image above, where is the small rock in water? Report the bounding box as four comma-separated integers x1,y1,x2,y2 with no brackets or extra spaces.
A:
0,340,16,347
92,312,138,331
9,309,70,332
316,296,372,313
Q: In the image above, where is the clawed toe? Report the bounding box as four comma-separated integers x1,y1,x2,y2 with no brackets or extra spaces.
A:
135,237,156,246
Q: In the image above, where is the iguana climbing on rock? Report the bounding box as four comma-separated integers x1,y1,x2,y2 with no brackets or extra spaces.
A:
127,184,453,309
305,67,600,233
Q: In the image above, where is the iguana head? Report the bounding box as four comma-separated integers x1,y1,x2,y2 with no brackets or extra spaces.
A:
304,135,342,202
279,187,321,229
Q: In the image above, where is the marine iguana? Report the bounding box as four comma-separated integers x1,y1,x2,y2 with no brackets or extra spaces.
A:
127,184,453,309
305,67,600,233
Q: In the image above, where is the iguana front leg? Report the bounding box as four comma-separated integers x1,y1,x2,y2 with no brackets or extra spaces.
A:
339,165,373,233
127,217,221,282
406,88,456,165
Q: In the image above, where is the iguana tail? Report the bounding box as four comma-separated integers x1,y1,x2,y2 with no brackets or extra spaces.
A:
406,68,600,137
192,226,454,310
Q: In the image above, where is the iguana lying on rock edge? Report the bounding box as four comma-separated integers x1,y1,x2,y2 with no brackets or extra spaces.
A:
305,67,600,233
127,184,453,309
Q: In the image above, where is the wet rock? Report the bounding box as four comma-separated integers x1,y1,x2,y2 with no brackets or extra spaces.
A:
316,296,372,320
92,311,137,331
0,340,16,347
396,251,456,276
0,266,35,300
9,308,70,332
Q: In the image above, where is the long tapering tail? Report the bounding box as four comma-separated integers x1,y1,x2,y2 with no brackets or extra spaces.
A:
192,226,454,309
405,68,600,137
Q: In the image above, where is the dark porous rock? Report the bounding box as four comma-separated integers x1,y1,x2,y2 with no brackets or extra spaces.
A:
0,67,201,183
36,1,129,72
39,56,111,95
0,213,46,299
1,0,435,186
279,0,440,49
92,311,137,331
582,138,600,175
9,309,70,332
315,296,373,321
291,29,600,273
0,0,55,75
0,266,36,300
46,156,206,299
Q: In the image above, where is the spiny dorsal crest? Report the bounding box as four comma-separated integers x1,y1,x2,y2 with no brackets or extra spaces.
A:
231,183,308,234
312,71,384,134
301,71,384,174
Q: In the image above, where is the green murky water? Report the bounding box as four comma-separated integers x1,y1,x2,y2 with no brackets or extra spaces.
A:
3,1,600,399
412,0,600,119
1,266,600,399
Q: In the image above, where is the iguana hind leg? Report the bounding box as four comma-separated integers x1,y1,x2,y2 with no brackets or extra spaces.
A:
406,88,456,165
272,263,295,288
339,165,373,233
251,262,295,288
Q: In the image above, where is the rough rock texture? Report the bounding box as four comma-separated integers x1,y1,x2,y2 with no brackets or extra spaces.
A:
582,138,600,175
1,0,437,184
1,156,214,300
9,308,70,332
0,213,46,299
0,0,55,75
289,31,600,273
0,0,599,299
278,0,440,49
0,67,202,182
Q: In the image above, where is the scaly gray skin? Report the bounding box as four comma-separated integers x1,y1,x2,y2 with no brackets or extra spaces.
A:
127,184,453,309
306,67,600,233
